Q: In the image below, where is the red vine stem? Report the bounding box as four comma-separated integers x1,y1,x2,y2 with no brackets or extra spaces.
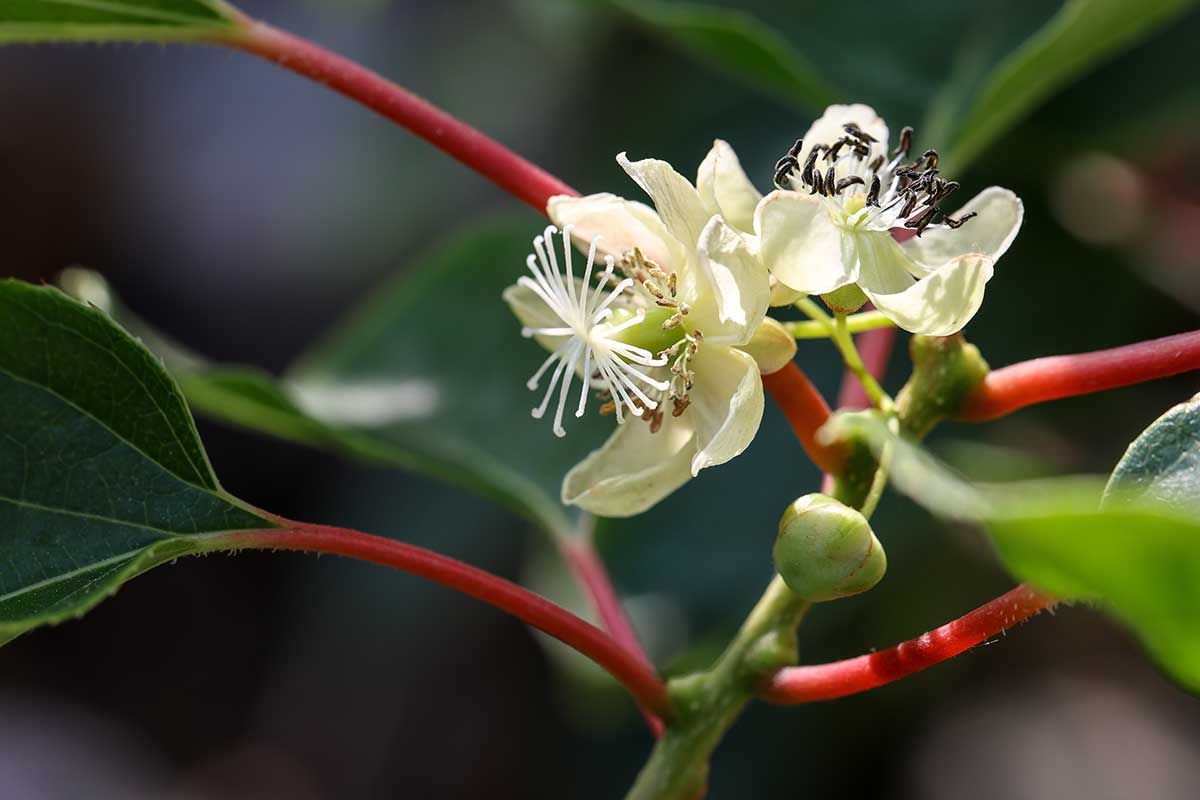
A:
960,329,1200,421
217,520,672,719
218,20,576,212
762,362,842,474
760,584,1054,703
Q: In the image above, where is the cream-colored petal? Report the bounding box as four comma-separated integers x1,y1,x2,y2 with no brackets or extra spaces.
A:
756,190,855,294
853,231,919,294
502,281,571,354
863,254,994,336
696,139,761,233
901,187,1024,272
561,413,696,517
687,346,764,476
794,103,889,184
735,317,796,375
547,192,684,271
617,153,711,249
681,216,771,346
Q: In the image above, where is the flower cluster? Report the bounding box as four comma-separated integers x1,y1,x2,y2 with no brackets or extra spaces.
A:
504,104,1023,516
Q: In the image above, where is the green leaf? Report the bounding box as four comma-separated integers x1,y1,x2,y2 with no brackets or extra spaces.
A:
64,217,610,537
988,499,1200,693
0,280,276,642
1105,393,1200,513
0,0,243,43
607,0,838,111
945,0,1197,171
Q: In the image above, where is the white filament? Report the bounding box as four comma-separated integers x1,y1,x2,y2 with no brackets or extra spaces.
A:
520,225,668,437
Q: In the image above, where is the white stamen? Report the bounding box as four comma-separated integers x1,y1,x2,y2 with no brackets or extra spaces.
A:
516,226,669,436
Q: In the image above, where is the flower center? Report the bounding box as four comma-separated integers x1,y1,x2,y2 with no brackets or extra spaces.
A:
773,122,978,236
518,225,669,437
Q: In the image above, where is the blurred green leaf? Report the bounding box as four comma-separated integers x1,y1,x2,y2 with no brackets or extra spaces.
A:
945,0,1197,171
606,0,838,111
1105,393,1200,513
988,500,1200,693
0,280,276,643
0,0,243,43
64,218,608,537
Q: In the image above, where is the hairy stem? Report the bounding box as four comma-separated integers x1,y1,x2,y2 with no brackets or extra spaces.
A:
784,310,894,340
214,519,671,719
960,329,1200,421
759,584,1054,703
216,19,576,211
626,578,810,800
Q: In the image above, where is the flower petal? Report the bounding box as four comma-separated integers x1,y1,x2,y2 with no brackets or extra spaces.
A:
502,281,573,354
756,190,855,294
795,103,889,183
547,192,684,271
854,231,919,293
900,186,1024,272
617,153,711,249
735,317,796,375
863,254,994,336
682,216,771,345
561,413,696,517
688,346,764,476
696,139,761,233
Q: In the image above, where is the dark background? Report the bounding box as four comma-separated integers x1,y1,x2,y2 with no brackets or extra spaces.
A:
2,1,1199,797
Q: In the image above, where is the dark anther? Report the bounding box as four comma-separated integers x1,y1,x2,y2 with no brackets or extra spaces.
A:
824,166,837,195
899,193,920,218
826,137,851,161
866,175,881,206
937,180,960,202
921,149,939,169
787,139,803,158
869,154,884,172
810,170,825,195
801,146,823,184
894,126,914,157
905,206,940,235
843,122,878,143
773,166,793,190
945,211,977,229
834,176,866,192
775,155,798,171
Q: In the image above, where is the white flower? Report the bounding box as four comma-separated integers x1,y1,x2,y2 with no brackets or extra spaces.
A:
757,103,1024,336
504,143,796,516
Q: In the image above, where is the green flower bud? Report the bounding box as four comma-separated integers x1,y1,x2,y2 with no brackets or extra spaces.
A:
773,493,886,601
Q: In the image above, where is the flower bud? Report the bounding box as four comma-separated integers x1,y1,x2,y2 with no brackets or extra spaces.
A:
773,493,886,601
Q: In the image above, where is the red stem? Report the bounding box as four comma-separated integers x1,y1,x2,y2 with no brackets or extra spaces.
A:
561,538,665,737
763,361,842,474
760,584,1054,703
219,20,576,212
960,329,1200,421
218,519,672,719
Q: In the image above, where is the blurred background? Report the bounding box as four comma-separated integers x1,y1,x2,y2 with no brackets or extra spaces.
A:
2,0,1199,797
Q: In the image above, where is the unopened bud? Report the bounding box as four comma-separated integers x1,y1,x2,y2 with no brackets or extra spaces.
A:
773,493,886,601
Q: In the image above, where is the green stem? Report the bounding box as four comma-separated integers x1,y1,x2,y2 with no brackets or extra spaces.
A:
625,577,810,799
784,310,894,340
831,313,894,412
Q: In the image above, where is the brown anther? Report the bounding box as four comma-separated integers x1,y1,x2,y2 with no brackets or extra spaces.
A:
672,396,691,417
663,314,683,330
599,401,616,416
824,166,836,196
866,175,881,206
644,280,664,299
835,176,866,192
649,409,664,433
843,122,877,143
894,126,913,157
944,211,977,229
667,272,677,297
